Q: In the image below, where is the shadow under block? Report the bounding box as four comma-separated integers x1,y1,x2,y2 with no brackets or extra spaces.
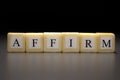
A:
44,32,62,52
97,33,115,52
80,33,97,52
26,33,44,52
62,32,79,52
7,33,25,52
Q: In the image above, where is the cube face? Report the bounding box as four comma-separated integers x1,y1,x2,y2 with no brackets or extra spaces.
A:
7,33,25,52
80,33,97,52
44,33,62,52
62,32,79,52
26,33,44,52
97,33,115,52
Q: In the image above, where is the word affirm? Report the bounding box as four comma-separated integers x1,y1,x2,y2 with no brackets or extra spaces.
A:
7,32,115,53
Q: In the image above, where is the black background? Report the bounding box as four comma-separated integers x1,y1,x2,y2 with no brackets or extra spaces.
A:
0,11,107,35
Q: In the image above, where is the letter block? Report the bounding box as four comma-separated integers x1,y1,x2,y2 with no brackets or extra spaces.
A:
97,33,115,52
80,33,97,52
62,32,79,52
7,33,25,52
44,32,62,52
26,33,44,52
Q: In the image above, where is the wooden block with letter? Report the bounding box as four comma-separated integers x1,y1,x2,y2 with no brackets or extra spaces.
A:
97,33,115,52
62,32,79,52
26,33,44,52
7,33,25,52
44,32,62,52
80,33,97,52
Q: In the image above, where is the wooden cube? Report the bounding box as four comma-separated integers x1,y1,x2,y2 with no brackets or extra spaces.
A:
62,32,79,52
97,33,115,52
44,32,62,52
80,33,97,52
26,33,44,52
7,33,25,52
